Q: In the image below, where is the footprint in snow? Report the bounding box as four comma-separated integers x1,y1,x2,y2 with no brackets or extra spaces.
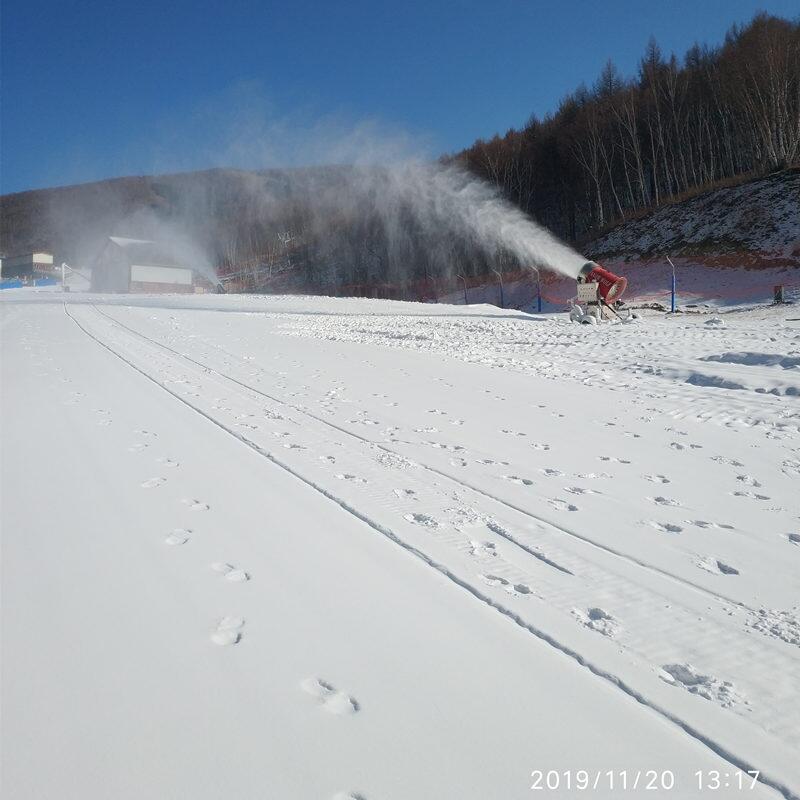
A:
747,608,800,647
731,490,770,500
500,429,527,436
427,442,464,452
128,443,149,452
502,475,533,486
572,607,620,638
335,474,367,484
670,442,702,451
599,456,631,464
696,557,739,576
283,443,307,450
645,521,683,534
212,562,250,582
548,498,579,512
210,617,244,646
165,529,191,546
539,468,564,477
780,459,800,478
686,520,734,530
320,455,336,463
157,457,180,468
182,498,210,511
480,574,532,595
531,443,551,451
469,541,497,558
450,457,468,467
332,792,367,800
659,663,745,709
787,534,800,546
564,486,599,495
711,455,745,467
644,474,671,484
648,496,682,507
393,488,417,500
736,474,762,488
141,477,166,489
301,678,359,714
403,512,438,528
134,429,158,438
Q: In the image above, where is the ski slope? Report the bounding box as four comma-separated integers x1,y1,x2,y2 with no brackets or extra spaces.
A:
2,292,799,800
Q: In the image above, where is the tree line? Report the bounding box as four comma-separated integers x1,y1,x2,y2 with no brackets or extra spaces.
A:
454,13,800,243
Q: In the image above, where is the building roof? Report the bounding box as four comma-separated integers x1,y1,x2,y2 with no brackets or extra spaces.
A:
105,236,188,268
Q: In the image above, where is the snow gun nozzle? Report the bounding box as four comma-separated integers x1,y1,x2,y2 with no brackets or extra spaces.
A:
577,261,627,303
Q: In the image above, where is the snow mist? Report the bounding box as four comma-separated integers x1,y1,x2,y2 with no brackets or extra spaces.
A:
363,160,586,279
227,159,588,283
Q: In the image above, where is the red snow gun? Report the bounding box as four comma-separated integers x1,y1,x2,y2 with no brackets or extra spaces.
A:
577,262,627,303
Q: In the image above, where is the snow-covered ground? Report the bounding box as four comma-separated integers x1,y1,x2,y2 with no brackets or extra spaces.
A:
2,291,799,799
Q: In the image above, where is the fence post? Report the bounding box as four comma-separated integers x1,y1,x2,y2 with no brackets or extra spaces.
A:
666,256,677,312
457,274,468,305
492,269,504,308
530,267,542,313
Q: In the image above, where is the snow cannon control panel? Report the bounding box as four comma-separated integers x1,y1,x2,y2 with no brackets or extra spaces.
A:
577,262,628,303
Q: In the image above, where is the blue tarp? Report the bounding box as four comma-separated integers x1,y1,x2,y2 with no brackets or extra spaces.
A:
0,277,59,289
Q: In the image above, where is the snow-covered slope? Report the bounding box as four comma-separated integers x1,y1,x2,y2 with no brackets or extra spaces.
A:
2,292,799,799
585,169,800,262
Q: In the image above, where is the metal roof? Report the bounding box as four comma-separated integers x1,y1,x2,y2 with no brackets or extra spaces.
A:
105,236,188,268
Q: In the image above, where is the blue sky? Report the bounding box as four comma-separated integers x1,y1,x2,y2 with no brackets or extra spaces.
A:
2,0,798,194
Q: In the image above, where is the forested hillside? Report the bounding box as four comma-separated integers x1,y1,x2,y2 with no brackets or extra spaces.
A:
456,13,799,243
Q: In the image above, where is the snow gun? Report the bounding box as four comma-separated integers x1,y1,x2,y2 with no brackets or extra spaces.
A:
577,262,627,303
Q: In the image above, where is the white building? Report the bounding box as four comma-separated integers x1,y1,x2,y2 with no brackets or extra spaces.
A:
91,237,195,293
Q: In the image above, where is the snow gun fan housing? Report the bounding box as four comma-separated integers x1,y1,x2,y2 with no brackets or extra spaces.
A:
577,262,627,302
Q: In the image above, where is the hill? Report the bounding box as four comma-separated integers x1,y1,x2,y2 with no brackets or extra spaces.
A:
584,168,800,265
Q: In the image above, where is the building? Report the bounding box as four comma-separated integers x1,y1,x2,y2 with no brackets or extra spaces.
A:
91,237,196,293
0,252,54,279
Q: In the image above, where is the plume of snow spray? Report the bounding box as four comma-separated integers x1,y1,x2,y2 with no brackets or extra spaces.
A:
368,160,586,278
